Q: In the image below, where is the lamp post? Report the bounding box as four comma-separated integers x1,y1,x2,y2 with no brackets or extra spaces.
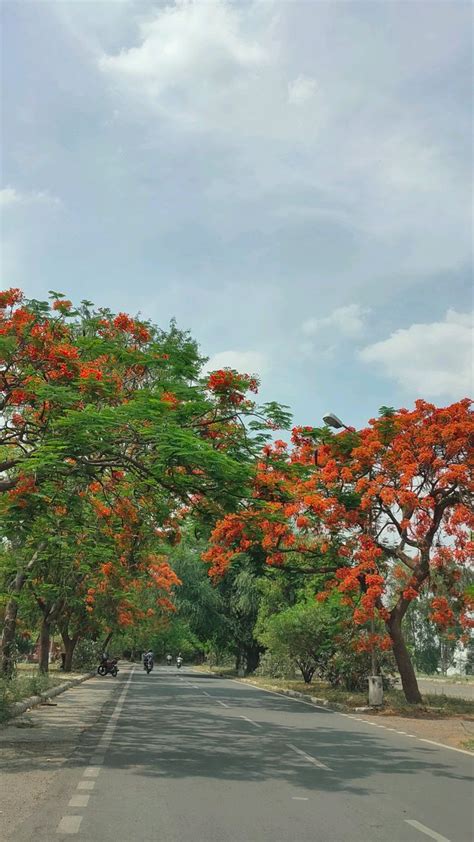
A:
322,411,383,706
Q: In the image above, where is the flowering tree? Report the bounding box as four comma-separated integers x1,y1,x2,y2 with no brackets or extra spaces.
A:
204,401,474,703
1,288,289,674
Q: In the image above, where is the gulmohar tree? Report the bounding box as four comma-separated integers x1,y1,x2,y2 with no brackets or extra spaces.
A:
204,401,474,703
0,288,289,675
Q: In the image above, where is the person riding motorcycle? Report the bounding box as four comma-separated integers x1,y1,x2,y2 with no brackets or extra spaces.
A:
143,650,154,672
166,653,172,666
176,652,183,668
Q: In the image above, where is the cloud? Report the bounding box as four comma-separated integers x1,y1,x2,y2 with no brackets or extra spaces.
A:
97,0,328,141
302,304,369,339
288,75,318,106
359,310,473,399
0,187,61,208
203,350,268,378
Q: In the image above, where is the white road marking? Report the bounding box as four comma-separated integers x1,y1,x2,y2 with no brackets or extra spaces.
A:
68,794,90,808
54,666,135,838
287,743,331,770
418,738,474,757
240,715,262,728
77,781,95,791
405,819,450,841
56,815,83,834
201,690,211,697
217,700,229,708
83,766,101,778
292,796,309,801
226,675,473,757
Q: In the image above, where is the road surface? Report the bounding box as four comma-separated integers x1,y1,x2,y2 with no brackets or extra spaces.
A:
11,666,473,842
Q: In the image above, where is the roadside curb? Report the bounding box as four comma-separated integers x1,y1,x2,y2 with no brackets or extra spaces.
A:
4,670,96,722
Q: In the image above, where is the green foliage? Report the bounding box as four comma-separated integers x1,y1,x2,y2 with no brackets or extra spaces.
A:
257,598,340,684
72,639,102,671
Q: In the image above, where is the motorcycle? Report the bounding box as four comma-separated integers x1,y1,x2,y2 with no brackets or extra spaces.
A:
143,656,154,674
166,655,172,666
176,657,182,669
97,657,118,677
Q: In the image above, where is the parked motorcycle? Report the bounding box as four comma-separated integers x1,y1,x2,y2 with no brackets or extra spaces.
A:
97,656,118,677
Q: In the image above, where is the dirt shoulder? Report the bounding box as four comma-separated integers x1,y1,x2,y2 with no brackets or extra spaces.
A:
0,666,127,841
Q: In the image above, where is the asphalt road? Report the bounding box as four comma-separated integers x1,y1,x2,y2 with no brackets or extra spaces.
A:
12,666,473,842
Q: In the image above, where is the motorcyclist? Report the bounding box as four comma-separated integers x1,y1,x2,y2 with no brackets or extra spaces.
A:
166,653,172,665
176,652,183,667
143,649,154,669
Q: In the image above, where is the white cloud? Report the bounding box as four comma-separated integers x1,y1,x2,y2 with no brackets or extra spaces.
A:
99,1,268,115
0,187,61,208
359,310,474,398
98,0,328,141
288,75,318,106
203,350,268,378
302,304,369,339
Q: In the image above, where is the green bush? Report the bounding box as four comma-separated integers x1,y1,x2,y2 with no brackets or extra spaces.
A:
321,645,397,691
255,651,297,679
72,639,101,671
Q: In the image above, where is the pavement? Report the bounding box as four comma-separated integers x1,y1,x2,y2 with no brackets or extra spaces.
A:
414,679,474,701
2,665,473,842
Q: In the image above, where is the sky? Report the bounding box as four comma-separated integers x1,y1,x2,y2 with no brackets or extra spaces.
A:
1,0,472,429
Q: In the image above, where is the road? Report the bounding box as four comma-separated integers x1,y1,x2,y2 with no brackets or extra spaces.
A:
11,666,473,842
415,679,474,701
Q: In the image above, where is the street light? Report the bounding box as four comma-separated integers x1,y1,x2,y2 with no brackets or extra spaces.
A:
322,412,354,432
322,411,383,707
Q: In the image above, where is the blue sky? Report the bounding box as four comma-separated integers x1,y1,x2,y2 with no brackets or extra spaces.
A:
1,0,472,429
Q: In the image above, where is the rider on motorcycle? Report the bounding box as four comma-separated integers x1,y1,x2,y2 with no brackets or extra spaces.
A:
143,649,154,670
166,653,172,665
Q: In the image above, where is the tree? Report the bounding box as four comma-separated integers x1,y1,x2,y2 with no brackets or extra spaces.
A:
1,288,289,675
257,599,338,683
204,400,474,703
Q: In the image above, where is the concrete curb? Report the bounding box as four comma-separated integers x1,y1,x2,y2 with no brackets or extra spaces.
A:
5,670,96,722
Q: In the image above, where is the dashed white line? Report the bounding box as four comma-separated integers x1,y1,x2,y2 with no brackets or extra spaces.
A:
292,796,309,801
226,675,473,757
405,819,450,841
287,743,331,770
68,794,90,808
55,666,135,836
77,780,95,791
217,700,229,708
56,815,83,834
83,766,101,778
240,715,262,728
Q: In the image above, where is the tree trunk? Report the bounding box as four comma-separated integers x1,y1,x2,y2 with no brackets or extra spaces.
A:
244,644,261,675
102,631,113,651
61,630,80,672
38,619,51,674
1,597,20,677
1,544,45,677
388,615,422,704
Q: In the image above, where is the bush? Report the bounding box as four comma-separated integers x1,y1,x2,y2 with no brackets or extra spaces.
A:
321,645,397,691
255,650,297,680
72,639,101,671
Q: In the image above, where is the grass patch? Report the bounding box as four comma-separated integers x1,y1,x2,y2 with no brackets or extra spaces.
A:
461,738,474,751
200,668,474,719
0,670,64,723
